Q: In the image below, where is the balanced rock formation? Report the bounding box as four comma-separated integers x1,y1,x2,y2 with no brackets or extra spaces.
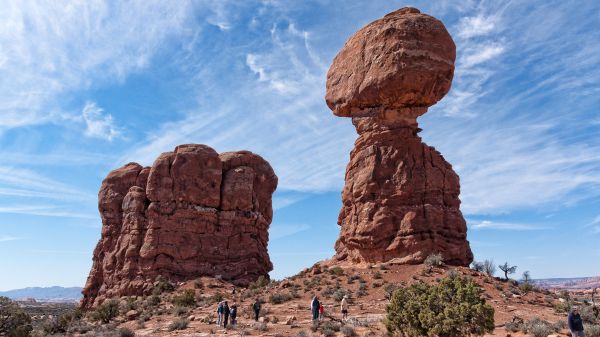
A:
82,144,277,308
326,7,473,265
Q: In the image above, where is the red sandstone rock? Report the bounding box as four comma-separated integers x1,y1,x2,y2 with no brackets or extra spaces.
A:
82,144,277,308
325,7,455,126
327,7,472,266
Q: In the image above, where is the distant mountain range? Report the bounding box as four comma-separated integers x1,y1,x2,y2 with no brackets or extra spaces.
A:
0,286,82,302
533,276,600,290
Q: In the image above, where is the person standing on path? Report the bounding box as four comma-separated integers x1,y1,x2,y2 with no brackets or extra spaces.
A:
230,303,238,327
311,296,320,321
253,298,262,321
222,301,230,328
216,300,223,326
568,306,586,337
319,302,325,321
341,295,349,321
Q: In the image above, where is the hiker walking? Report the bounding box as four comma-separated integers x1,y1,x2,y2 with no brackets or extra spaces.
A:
253,298,262,321
319,302,325,321
568,306,586,337
222,301,230,328
311,296,320,321
230,303,238,326
216,300,224,326
341,295,349,321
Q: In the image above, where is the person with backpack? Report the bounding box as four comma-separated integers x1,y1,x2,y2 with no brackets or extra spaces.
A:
568,306,586,337
222,301,230,328
253,298,261,321
311,296,320,321
216,301,223,326
341,295,349,321
230,303,238,326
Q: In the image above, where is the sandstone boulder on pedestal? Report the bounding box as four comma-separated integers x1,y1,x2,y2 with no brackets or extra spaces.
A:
326,7,473,266
81,144,277,308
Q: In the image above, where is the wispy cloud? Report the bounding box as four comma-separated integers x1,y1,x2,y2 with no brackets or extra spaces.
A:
0,166,94,201
270,223,310,239
0,1,193,133
0,235,19,242
81,101,121,141
469,220,546,231
0,205,96,219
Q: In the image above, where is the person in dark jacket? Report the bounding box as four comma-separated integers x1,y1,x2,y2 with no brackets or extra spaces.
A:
568,306,586,337
222,301,230,328
230,303,238,326
311,296,320,321
253,298,261,321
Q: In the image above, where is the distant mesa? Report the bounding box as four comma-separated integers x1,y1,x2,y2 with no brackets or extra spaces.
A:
82,144,277,308
326,7,473,265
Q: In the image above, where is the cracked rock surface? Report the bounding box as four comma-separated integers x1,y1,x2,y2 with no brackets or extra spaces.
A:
82,144,277,308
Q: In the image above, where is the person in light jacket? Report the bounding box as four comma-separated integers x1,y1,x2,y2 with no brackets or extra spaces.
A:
341,295,349,321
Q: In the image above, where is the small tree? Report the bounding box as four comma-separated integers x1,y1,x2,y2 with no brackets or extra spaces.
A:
384,275,495,337
498,262,517,280
522,271,531,283
483,260,496,277
92,299,119,323
0,296,32,337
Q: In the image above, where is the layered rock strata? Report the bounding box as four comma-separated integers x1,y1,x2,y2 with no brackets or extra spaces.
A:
82,144,277,308
326,7,473,265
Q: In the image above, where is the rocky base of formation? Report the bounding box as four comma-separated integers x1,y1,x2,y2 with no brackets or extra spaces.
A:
81,144,277,308
334,118,472,265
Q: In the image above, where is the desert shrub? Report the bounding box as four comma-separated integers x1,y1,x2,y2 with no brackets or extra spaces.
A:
373,271,382,279
504,320,521,332
119,327,135,337
269,292,293,304
210,292,224,303
552,320,566,330
554,301,571,313
168,318,189,331
171,289,196,307
296,331,310,337
249,275,269,289
172,305,188,316
581,304,600,324
152,276,175,295
0,296,32,337
322,328,335,337
320,321,341,332
523,318,554,337
256,322,268,331
483,259,496,277
194,278,204,289
587,324,600,337
384,283,400,300
333,289,351,302
341,325,356,337
357,283,368,297
471,261,485,272
347,274,362,284
328,266,344,276
92,299,119,323
384,275,495,337
424,253,444,268
519,282,534,293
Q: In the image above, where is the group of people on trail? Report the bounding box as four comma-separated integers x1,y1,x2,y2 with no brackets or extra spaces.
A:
311,295,349,322
216,300,237,328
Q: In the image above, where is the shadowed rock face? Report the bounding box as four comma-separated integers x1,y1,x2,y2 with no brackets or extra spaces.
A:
82,144,277,308
327,7,473,266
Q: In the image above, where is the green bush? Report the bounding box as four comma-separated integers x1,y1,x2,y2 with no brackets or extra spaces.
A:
171,289,196,307
384,275,494,337
92,299,120,323
152,276,175,295
249,275,270,289
0,296,32,337
328,266,344,276
524,319,553,337
167,318,189,331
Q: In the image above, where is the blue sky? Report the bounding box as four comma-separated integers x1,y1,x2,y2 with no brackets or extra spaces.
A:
0,0,599,291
